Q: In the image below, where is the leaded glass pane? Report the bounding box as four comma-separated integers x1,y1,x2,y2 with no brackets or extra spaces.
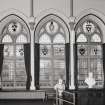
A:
16,45,24,57
4,45,14,57
91,34,101,42
53,45,65,56
83,21,95,34
90,45,102,56
77,44,104,89
1,21,30,90
2,35,12,43
53,34,65,43
76,18,103,89
40,60,51,68
54,69,66,85
77,45,88,56
15,61,27,88
1,60,15,89
39,34,51,44
90,59,104,88
15,44,26,88
77,34,87,42
8,22,22,35
77,58,88,88
40,60,51,87
54,60,65,68
40,45,51,57
39,16,66,88
16,35,27,43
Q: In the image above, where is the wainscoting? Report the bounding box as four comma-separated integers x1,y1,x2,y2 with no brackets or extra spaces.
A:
75,89,104,105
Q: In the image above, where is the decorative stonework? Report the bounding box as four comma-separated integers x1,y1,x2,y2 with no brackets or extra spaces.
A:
8,21,22,35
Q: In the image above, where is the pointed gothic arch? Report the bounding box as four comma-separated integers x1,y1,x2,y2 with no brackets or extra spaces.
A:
75,10,105,89
0,10,31,90
35,12,70,89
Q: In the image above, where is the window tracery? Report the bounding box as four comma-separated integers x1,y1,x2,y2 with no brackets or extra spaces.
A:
76,16,104,89
38,16,66,88
8,21,22,35
1,17,29,90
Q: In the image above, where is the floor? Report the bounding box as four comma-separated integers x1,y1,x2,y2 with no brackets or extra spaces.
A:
0,99,55,105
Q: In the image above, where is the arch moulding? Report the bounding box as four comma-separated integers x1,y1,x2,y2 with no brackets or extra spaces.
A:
0,8,31,42
75,8,105,43
35,8,71,43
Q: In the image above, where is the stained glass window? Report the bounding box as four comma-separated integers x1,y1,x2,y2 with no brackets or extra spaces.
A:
91,34,101,42
83,21,95,34
40,60,51,87
39,34,51,44
2,35,12,43
16,35,27,43
1,18,29,90
8,21,22,35
45,21,59,35
16,45,24,57
40,45,51,57
2,61,15,88
38,16,66,88
53,34,65,43
76,16,104,89
77,34,87,42
4,45,14,57
53,45,65,56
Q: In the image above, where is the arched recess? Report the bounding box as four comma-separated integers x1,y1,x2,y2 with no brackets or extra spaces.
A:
0,9,31,90
75,9,105,89
35,10,70,89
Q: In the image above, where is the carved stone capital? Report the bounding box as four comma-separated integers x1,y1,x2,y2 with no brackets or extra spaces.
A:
29,17,35,30
69,16,75,23
69,16,76,30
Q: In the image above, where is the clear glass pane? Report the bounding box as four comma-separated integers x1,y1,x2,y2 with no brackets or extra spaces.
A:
54,60,65,68
2,60,15,88
2,35,12,43
77,44,104,89
78,60,88,88
39,34,51,44
15,61,27,88
54,68,66,85
91,34,101,42
16,35,27,43
4,45,14,57
53,34,65,43
40,60,51,68
90,59,104,88
40,60,51,87
77,34,87,42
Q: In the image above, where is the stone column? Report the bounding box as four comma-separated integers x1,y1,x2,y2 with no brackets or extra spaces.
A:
69,17,75,89
29,17,36,90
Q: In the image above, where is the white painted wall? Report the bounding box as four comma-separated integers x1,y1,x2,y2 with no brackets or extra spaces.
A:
74,0,105,16
33,0,70,17
0,0,105,18
0,0,30,17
